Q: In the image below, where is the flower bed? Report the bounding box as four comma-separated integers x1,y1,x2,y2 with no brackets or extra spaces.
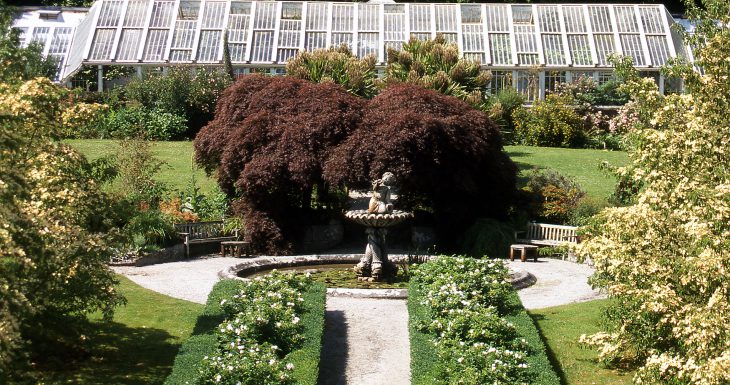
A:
409,256,560,385
164,274,325,385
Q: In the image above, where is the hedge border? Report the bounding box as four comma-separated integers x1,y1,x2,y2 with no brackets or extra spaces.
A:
409,282,561,385
164,279,326,385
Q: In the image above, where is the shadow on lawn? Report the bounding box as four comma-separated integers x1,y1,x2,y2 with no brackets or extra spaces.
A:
527,313,570,385
42,321,182,385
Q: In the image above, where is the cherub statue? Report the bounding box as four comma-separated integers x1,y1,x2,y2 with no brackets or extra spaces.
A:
367,172,395,214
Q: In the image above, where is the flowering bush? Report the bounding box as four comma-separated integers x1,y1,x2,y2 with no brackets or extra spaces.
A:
0,78,124,378
577,3,730,384
197,272,312,385
411,257,531,384
60,101,108,138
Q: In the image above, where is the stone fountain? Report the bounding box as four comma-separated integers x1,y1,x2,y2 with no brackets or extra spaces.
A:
345,172,413,281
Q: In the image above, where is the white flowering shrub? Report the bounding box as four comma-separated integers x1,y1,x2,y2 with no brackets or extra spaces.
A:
411,256,531,384
578,3,730,384
197,272,312,385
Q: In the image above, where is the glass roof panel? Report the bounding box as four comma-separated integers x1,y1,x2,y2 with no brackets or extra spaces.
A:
89,28,115,60
594,34,616,65
359,4,379,32
124,0,149,27
98,0,123,27
254,2,276,30
305,2,327,30
615,6,638,33
202,1,227,29
462,24,483,52
197,30,221,61
332,4,353,32
251,30,273,61
435,5,458,33
490,33,511,65
537,6,560,33
305,31,326,50
143,28,168,61
639,7,664,34
542,34,565,65
358,32,378,57
588,6,612,33
460,4,481,24
485,5,509,32
568,34,592,65
116,28,142,60
149,1,175,28
563,6,586,33
620,34,644,65
409,4,431,33
647,35,669,65
48,27,73,54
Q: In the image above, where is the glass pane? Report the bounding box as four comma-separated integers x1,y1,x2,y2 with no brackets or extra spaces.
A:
568,34,592,65
171,20,197,49
594,34,616,65
620,34,644,65
251,31,273,62
639,6,664,34
538,6,560,33
305,31,326,51
31,27,50,45
89,29,115,60
562,6,586,33
490,33,511,65
228,14,250,43
542,34,565,65
278,20,300,48
281,3,302,20
647,35,669,65
178,1,201,20
435,5,458,32
116,28,142,60
485,5,509,32
358,32,378,58
511,5,533,24
588,6,612,33
149,1,174,28
48,27,72,54
410,4,431,32
359,4,379,31
384,13,406,42
306,2,328,30
461,5,481,24
277,48,298,62
170,49,191,62
98,0,123,27
332,4,353,32
615,6,638,33
254,2,276,30
143,29,168,61
124,0,149,27
202,1,227,29
229,42,246,61
462,24,483,52
197,30,221,62
331,33,352,49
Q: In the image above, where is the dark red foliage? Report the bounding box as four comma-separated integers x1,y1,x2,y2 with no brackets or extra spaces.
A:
194,75,365,254
323,84,517,248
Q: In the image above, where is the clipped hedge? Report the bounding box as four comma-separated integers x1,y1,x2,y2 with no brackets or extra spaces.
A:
409,256,561,385
164,278,326,385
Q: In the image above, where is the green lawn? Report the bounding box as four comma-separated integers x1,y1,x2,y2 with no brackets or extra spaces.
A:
505,145,628,201
67,140,628,201
40,276,204,385
66,139,217,194
529,299,635,385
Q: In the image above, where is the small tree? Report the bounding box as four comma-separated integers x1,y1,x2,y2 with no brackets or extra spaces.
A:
323,83,517,248
194,75,366,254
578,1,730,384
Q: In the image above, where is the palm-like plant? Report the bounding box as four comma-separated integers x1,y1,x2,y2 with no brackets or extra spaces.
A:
286,45,378,98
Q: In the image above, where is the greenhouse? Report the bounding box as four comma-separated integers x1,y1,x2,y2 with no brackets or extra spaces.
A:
14,0,693,98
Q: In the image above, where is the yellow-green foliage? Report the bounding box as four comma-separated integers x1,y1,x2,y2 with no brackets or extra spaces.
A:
577,20,730,385
512,94,585,148
286,45,378,98
0,78,124,378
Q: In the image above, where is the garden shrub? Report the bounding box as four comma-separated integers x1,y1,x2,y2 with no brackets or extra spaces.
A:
485,88,525,139
195,75,366,254
578,2,730,383
512,94,586,148
0,78,125,379
286,45,378,98
166,274,326,385
116,138,168,207
385,35,492,107
60,101,109,138
99,106,188,140
124,67,231,135
521,168,585,225
409,257,531,384
460,218,515,259
324,83,517,250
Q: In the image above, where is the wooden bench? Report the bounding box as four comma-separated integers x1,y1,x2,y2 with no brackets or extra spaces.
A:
515,222,579,247
175,221,238,258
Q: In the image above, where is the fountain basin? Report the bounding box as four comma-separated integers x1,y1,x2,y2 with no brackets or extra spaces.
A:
344,210,413,227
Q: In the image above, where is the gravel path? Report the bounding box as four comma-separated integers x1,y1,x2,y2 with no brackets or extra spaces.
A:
506,258,605,309
318,296,410,385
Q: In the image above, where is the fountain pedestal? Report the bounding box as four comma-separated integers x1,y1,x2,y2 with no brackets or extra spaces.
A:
345,210,412,281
